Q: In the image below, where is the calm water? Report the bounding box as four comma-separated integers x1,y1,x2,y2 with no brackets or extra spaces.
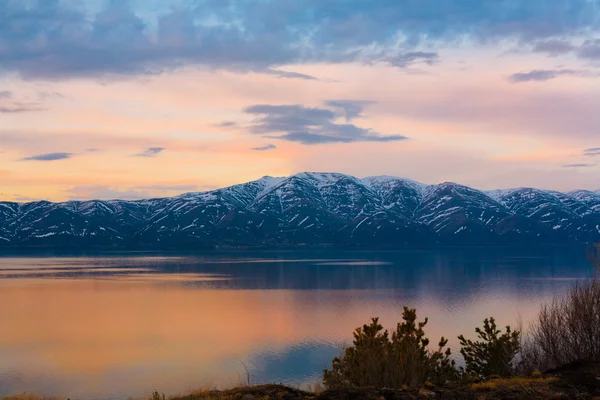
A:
0,247,596,399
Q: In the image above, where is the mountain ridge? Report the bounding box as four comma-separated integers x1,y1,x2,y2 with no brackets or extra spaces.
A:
2,172,600,248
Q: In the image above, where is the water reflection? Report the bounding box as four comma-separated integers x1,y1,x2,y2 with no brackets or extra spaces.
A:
0,247,595,399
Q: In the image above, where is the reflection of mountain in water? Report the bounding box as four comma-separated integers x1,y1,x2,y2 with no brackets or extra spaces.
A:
1,248,594,306
148,248,594,302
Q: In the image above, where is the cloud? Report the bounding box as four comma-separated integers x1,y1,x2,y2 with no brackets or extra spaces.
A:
0,103,45,113
2,0,599,79
583,148,600,157
66,184,208,200
263,69,318,80
244,103,408,145
371,83,600,141
12,195,42,202
134,185,201,191
508,69,598,82
275,132,406,144
0,91,48,113
532,39,576,56
216,121,237,128
381,52,440,68
135,147,165,157
19,152,73,161
525,39,600,62
578,39,600,60
36,91,64,100
66,186,153,201
562,163,596,168
251,144,277,151
324,100,374,121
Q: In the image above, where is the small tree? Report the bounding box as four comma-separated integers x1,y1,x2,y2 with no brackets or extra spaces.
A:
458,317,521,378
323,307,457,389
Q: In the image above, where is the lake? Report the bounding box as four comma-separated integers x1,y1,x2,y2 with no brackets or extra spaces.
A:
0,247,596,399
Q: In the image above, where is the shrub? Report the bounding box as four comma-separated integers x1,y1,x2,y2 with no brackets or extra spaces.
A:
323,307,457,389
458,317,521,378
525,278,600,369
516,244,600,373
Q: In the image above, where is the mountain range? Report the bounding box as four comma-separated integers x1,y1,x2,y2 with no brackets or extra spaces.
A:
2,172,600,248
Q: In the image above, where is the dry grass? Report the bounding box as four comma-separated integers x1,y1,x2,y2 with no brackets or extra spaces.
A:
1,395,65,400
169,384,314,400
470,376,558,392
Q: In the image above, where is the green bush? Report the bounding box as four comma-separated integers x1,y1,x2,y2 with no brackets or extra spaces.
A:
323,307,457,388
458,317,520,378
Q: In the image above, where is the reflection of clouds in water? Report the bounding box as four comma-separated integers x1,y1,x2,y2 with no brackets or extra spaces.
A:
0,267,152,276
520,277,591,281
210,259,359,264
314,261,392,266
101,273,231,282
0,256,187,270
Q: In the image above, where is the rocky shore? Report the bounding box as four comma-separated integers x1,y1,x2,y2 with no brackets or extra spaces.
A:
170,361,600,400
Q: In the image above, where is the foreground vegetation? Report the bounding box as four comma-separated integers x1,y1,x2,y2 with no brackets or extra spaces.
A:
4,246,600,400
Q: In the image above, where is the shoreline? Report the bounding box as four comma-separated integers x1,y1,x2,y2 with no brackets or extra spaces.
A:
5,363,600,400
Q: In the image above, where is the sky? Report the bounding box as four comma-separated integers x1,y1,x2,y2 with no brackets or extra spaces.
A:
2,0,600,201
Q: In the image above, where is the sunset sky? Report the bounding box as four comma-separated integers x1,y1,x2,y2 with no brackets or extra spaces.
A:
2,0,600,201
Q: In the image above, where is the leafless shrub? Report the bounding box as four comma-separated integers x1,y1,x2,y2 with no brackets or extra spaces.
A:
522,279,600,370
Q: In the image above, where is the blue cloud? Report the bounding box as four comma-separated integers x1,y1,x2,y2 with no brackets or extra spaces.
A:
251,144,277,151
12,194,42,202
19,152,73,161
0,104,45,113
263,69,318,80
562,163,596,168
578,39,600,60
135,147,165,157
244,102,408,144
532,39,576,56
216,121,237,128
381,52,439,68
584,148,600,157
509,69,598,83
2,0,598,79
324,100,374,121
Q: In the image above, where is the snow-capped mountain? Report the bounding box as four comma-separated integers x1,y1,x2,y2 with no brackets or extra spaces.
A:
2,172,600,248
